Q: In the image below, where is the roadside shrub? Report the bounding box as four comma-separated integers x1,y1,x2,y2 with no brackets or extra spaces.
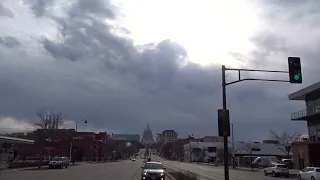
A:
176,171,198,180
8,160,49,169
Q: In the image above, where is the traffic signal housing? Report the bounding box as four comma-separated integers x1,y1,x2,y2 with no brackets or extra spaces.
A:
288,57,302,83
218,109,230,137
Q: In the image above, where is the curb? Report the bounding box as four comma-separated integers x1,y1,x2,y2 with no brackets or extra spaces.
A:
166,171,177,180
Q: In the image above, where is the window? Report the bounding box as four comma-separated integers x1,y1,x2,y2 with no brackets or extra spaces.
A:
277,165,287,168
307,100,314,113
144,163,163,169
308,168,314,171
208,147,216,152
315,99,320,112
251,148,261,152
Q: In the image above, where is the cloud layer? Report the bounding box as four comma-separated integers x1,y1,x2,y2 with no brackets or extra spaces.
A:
0,0,317,140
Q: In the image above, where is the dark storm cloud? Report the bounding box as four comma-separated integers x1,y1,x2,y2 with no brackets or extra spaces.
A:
23,0,54,17
0,36,21,48
0,0,316,139
258,0,320,25
0,2,14,17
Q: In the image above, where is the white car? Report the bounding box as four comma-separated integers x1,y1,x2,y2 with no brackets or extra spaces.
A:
264,163,289,177
298,167,320,180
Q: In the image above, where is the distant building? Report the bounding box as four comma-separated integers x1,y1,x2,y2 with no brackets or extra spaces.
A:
11,129,110,161
202,136,223,142
289,81,320,169
183,141,231,163
141,124,155,145
156,134,162,143
159,130,177,144
262,140,279,144
111,134,140,142
183,141,287,164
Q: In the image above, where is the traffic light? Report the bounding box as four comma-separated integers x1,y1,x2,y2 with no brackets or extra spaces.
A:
288,57,302,83
218,109,230,137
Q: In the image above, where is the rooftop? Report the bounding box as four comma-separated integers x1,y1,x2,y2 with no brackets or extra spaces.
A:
289,81,320,100
0,135,34,144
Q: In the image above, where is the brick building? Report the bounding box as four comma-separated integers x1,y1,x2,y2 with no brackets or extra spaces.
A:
10,129,109,161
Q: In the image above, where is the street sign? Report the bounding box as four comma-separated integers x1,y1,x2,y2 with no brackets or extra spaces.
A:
218,109,230,137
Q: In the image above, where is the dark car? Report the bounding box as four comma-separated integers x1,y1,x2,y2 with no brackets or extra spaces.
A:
281,159,293,169
141,162,166,180
48,157,69,169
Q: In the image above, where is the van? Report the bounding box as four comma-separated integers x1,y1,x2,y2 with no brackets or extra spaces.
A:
252,157,271,168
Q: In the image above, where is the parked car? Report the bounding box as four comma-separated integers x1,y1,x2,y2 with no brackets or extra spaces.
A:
298,167,320,180
252,157,271,168
48,157,69,169
281,159,293,169
264,163,289,177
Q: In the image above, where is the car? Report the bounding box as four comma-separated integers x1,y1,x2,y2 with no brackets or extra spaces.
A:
48,157,69,169
297,167,320,180
281,159,293,169
141,161,166,180
132,158,136,161
264,163,289,177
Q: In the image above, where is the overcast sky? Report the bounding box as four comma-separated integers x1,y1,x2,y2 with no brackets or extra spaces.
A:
0,0,318,141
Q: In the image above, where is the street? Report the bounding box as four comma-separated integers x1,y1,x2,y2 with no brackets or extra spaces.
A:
0,160,144,180
1,158,297,180
159,159,296,180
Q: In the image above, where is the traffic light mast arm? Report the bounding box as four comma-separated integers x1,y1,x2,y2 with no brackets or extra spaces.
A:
224,67,290,86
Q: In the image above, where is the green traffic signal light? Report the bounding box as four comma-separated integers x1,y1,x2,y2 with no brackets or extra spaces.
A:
288,57,302,83
294,73,301,81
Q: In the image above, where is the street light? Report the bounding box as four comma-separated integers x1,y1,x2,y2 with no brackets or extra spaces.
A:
76,119,87,132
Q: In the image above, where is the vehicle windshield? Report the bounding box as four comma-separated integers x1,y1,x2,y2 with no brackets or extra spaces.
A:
277,165,287,168
2,1,317,180
52,157,62,161
316,169,320,172
144,163,163,169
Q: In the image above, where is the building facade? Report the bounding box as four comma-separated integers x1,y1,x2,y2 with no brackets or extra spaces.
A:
289,81,320,169
141,124,155,146
8,129,110,161
183,141,287,164
159,130,177,144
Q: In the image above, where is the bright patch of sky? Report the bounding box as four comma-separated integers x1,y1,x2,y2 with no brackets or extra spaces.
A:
113,0,263,67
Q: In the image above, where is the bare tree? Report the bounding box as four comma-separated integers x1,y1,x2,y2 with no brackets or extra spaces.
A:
34,110,65,130
269,130,300,157
242,143,254,171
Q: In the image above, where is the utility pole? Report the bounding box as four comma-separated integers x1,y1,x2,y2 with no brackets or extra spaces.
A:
231,124,235,168
219,57,302,180
221,65,229,180
231,124,234,150
69,143,72,160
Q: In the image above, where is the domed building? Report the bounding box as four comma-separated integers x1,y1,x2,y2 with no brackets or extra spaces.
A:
141,124,155,146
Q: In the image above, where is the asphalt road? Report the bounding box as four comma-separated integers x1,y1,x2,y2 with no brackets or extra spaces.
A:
159,159,296,180
0,160,145,180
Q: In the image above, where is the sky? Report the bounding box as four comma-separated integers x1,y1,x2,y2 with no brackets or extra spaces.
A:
0,0,319,141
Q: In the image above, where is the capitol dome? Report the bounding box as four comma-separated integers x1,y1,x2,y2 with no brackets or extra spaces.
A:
141,123,155,145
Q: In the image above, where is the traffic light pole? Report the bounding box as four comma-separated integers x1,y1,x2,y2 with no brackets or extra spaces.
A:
221,65,229,180
221,65,291,180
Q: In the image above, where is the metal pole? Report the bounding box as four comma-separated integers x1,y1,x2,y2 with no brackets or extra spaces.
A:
189,142,192,163
222,65,229,180
69,143,72,160
232,124,234,151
